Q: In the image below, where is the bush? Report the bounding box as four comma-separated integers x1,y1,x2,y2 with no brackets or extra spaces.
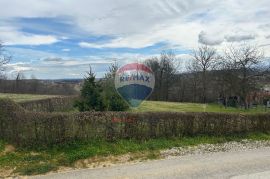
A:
108,93,129,111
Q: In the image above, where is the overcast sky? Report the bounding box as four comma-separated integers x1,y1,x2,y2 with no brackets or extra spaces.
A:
1,0,270,79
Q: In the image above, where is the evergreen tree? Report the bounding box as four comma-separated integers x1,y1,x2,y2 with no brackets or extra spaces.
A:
102,62,129,111
74,66,107,111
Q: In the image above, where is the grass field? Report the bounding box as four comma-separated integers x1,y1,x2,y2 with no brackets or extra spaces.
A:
0,93,57,102
0,93,269,113
132,101,269,113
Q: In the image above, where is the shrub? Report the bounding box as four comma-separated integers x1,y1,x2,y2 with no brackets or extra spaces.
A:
107,93,129,111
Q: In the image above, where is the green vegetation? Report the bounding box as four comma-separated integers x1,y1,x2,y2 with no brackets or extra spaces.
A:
133,101,269,113
1,132,270,176
0,140,5,152
75,64,129,112
74,68,107,111
15,163,57,175
1,93,268,113
101,63,129,111
0,93,57,103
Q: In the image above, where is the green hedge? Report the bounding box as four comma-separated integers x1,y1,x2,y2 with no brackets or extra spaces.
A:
18,96,78,112
0,99,270,146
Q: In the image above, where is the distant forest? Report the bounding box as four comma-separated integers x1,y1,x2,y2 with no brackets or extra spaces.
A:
0,78,80,95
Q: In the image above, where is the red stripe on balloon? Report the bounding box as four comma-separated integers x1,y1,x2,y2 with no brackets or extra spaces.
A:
117,63,152,74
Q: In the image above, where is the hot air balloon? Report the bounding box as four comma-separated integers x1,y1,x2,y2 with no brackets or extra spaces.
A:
115,63,155,107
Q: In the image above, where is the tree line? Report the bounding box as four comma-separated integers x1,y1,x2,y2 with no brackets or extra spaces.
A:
145,44,270,108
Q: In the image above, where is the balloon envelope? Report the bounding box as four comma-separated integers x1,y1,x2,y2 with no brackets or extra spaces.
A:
115,63,155,107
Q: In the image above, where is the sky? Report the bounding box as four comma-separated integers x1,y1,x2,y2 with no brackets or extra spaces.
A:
0,0,270,79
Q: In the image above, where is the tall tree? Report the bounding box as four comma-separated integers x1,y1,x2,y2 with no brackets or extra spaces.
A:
160,51,179,101
186,60,201,102
223,44,267,108
144,57,161,100
145,51,179,101
74,66,106,111
14,71,25,92
191,45,218,103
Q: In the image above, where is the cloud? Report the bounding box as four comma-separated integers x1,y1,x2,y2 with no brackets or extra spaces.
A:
5,45,163,79
5,57,115,79
258,23,270,30
225,33,256,42
1,0,270,78
43,57,63,62
79,35,158,49
5,62,34,74
198,31,224,46
61,48,70,52
0,0,215,48
266,35,270,39
0,26,58,45
1,0,270,49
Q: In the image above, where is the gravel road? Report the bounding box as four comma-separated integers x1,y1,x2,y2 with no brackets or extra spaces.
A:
31,140,270,179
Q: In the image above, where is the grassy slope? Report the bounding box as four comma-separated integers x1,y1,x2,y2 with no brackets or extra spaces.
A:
0,93,58,102
132,101,269,113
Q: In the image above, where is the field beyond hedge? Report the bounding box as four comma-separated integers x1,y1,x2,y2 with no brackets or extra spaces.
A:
0,93,268,113
0,93,57,102
133,101,269,113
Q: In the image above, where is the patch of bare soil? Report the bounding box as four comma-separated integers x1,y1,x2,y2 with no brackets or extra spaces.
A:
0,168,13,178
41,151,161,176
4,145,15,154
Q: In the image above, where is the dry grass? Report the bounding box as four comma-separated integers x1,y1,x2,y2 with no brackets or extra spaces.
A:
0,93,58,102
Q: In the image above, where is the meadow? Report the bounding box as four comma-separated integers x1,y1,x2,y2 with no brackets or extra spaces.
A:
0,93,57,103
134,101,269,113
0,93,268,113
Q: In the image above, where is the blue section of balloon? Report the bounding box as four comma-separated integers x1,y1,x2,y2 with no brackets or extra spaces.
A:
115,63,155,108
116,84,153,107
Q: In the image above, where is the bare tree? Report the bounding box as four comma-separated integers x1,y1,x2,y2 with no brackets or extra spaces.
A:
186,60,201,102
0,43,11,78
191,45,218,103
144,57,160,100
14,71,25,92
160,51,180,101
223,44,266,109
145,51,180,101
